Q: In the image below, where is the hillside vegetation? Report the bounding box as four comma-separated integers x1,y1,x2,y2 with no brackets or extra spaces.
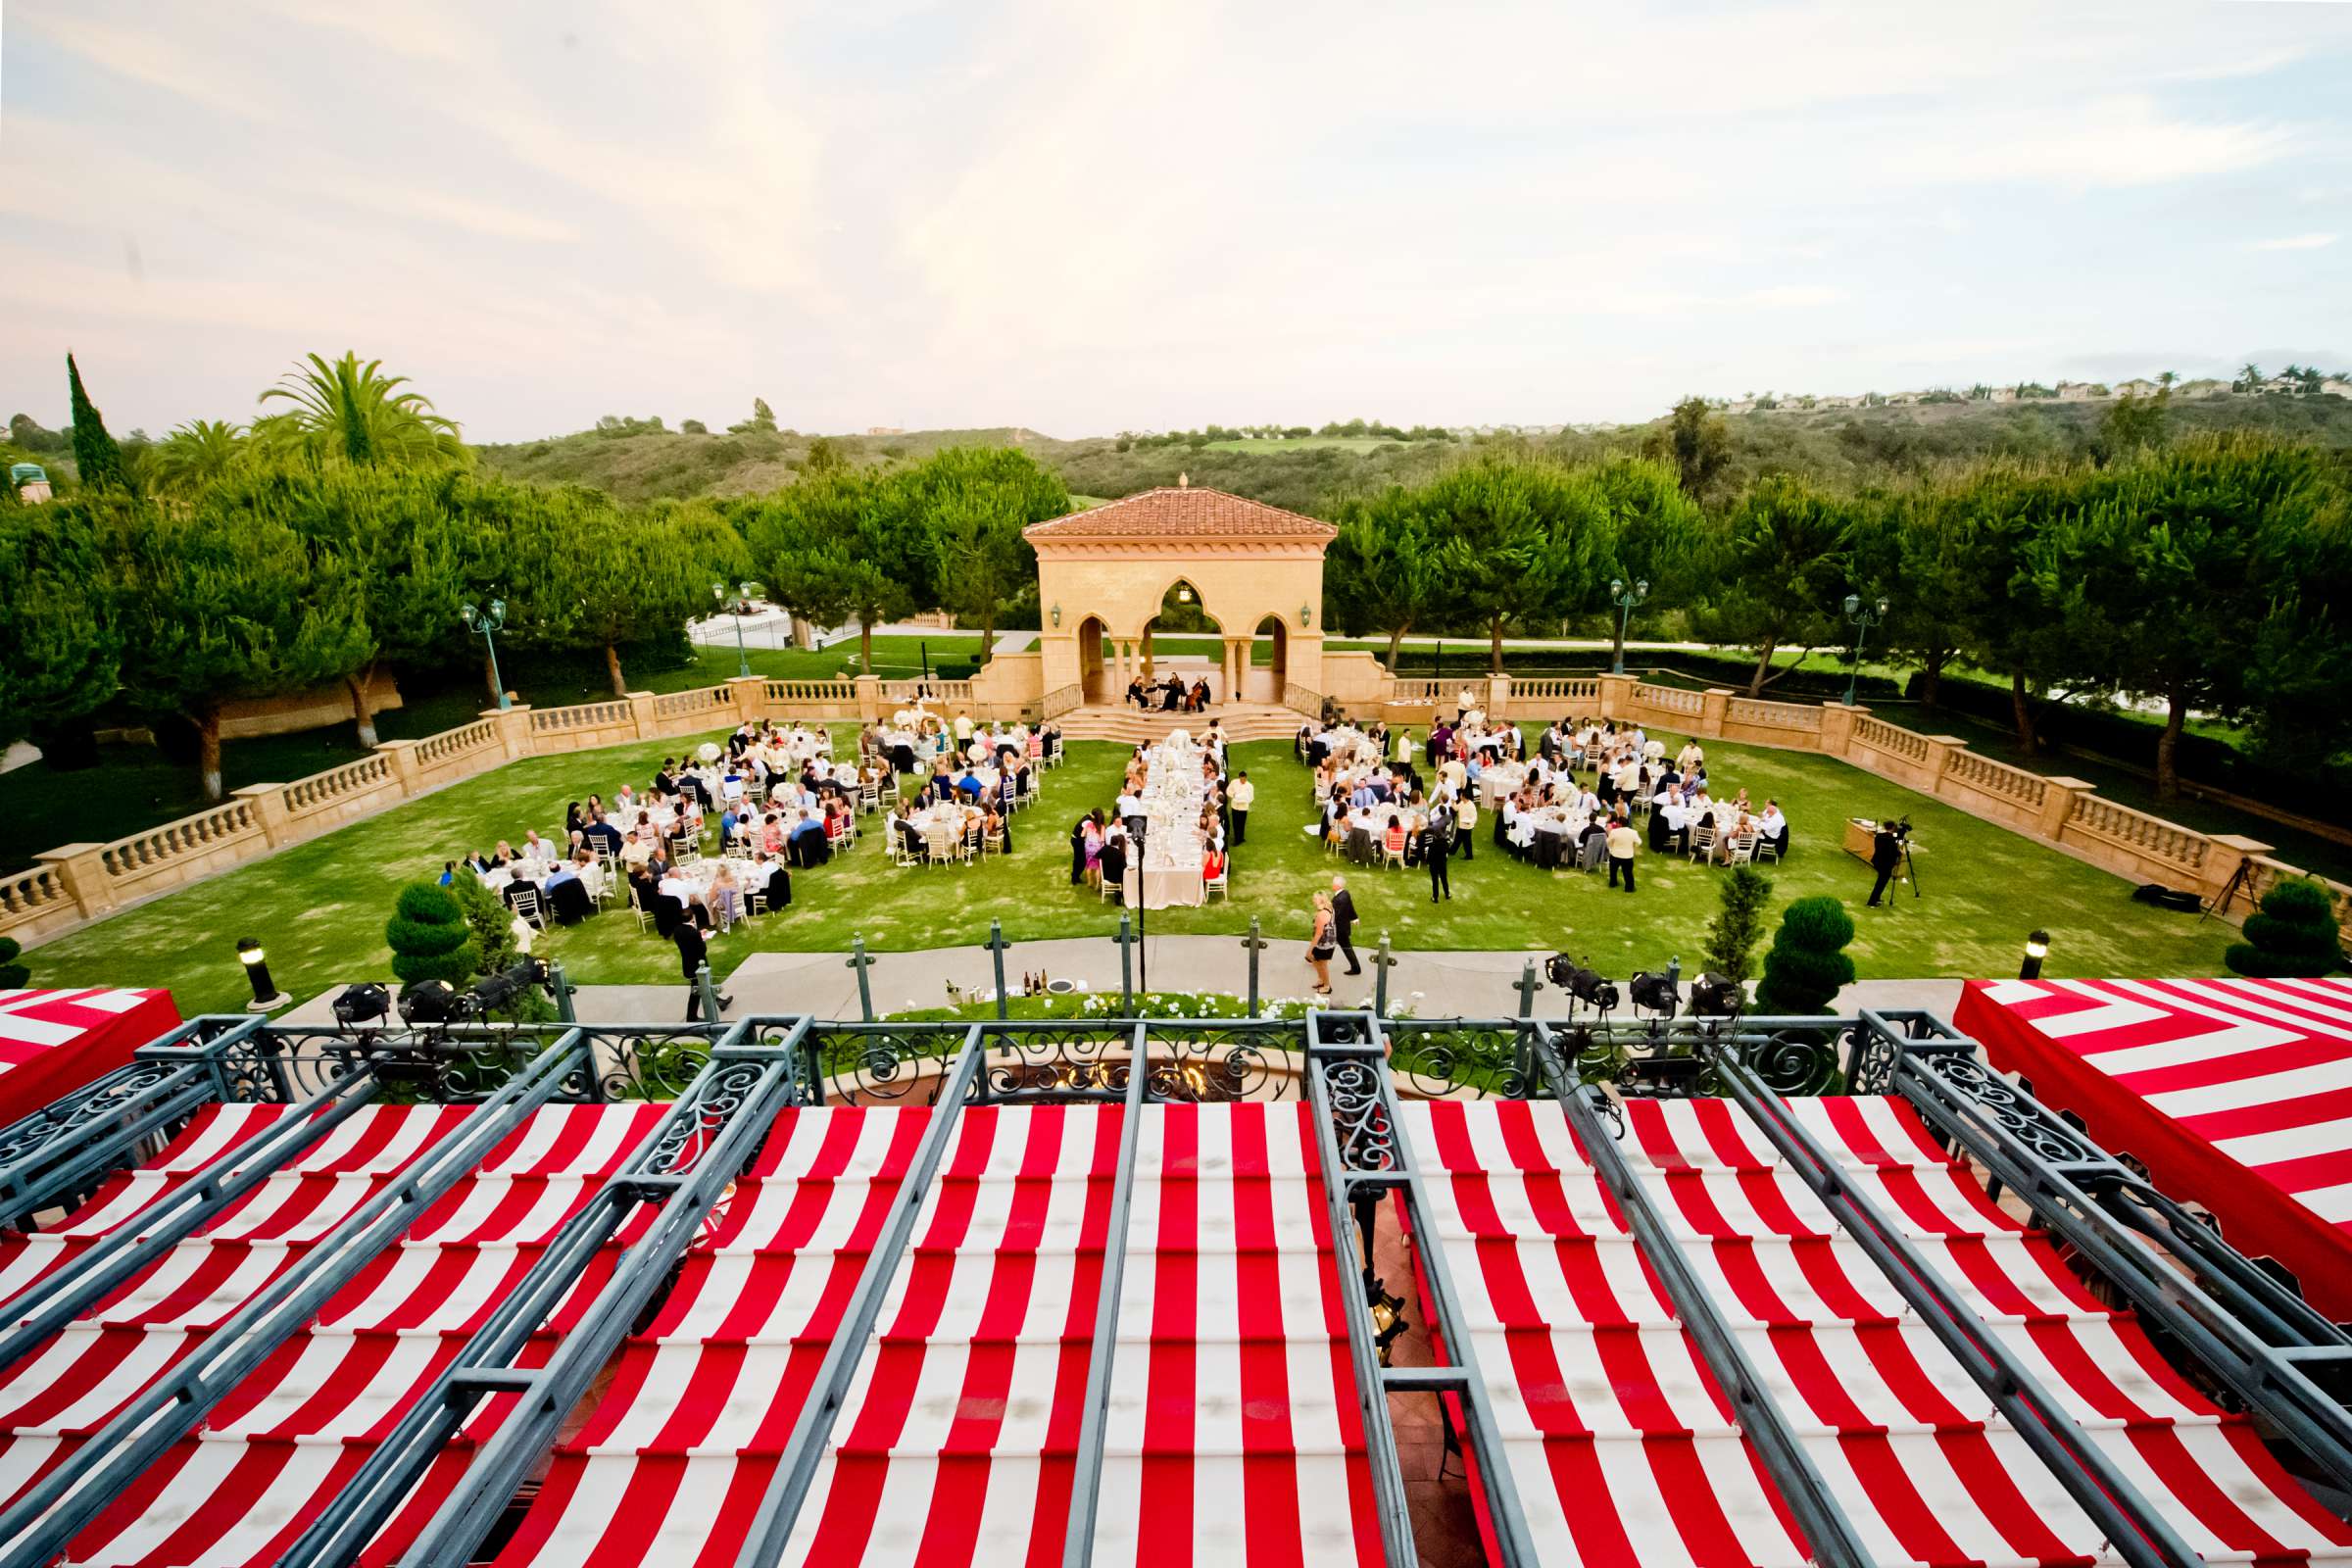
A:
475,393,2352,514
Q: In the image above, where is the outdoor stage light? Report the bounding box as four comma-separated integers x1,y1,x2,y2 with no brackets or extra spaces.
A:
1568,966,1619,1011
2021,929,2051,981
1689,972,1744,1018
236,938,290,1011
1629,970,1679,1015
331,982,391,1028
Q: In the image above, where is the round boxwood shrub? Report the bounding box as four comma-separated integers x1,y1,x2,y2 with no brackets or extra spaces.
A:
0,937,26,991
385,881,478,987
2226,878,2344,978
1753,896,1857,1016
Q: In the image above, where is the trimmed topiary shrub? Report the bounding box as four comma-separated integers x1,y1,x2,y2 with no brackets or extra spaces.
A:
385,882,478,987
0,937,26,990
2226,878,2344,978
449,871,519,977
1702,866,1774,984
1753,896,1857,1015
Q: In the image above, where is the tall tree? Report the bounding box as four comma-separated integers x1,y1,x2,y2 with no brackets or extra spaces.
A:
1641,396,1733,500
899,447,1067,662
143,419,249,499
1692,475,1853,695
0,498,122,750
1424,458,1613,671
741,468,934,669
1326,486,1451,669
66,354,133,492
106,492,372,799
259,352,463,467
507,486,705,696
1943,462,2080,750
1589,455,1705,671
2034,434,2338,797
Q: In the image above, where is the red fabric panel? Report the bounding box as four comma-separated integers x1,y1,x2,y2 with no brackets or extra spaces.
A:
0,990,183,1127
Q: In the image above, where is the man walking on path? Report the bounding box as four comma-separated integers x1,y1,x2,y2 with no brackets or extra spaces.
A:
1330,875,1362,975
1606,813,1641,893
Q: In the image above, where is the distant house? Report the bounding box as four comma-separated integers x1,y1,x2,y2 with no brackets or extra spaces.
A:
1724,399,1756,415
2257,376,2303,396
2055,382,2099,402
865,425,906,436
2112,378,2161,398
1816,394,1860,410
1985,386,2017,403
2323,378,2352,398
1885,390,1924,405
2178,378,2229,399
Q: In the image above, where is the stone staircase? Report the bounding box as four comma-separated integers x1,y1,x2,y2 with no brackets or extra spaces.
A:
1054,702,1300,745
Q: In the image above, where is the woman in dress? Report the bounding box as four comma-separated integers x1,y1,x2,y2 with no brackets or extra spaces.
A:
1306,891,1336,995
707,863,740,932
1082,811,1105,888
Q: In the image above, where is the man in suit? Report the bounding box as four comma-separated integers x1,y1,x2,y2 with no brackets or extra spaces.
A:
1329,875,1362,976
1867,818,1902,906
1100,830,1129,906
677,921,732,1021
1425,808,1453,902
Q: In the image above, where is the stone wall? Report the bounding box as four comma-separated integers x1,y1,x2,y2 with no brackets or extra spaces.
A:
218,671,404,739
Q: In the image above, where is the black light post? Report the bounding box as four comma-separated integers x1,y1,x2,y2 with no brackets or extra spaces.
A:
237,938,289,1011
1841,592,1889,707
461,600,511,710
1610,577,1648,676
713,582,753,679
2021,929,2051,981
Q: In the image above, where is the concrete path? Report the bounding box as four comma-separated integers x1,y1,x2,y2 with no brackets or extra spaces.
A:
286,938,1963,1026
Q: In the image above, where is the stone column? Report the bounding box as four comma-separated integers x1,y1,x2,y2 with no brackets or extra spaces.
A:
1485,672,1513,720
1595,672,1636,721
1818,702,1864,758
1698,687,1732,738
726,674,766,725
231,784,293,849
35,844,116,920
374,739,421,796
626,690,660,740
2201,834,2276,906
855,673,882,723
487,705,534,761
1922,735,1968,796
2037,776,2096,843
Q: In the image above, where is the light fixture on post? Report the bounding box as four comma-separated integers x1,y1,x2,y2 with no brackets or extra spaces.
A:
1177,584,1193,604
237,938,290,1011
1610,577,1649,676
460,599,511,710
1840,592,1889,708
2021,929,2051,981
1299,604,1312,628
1050,603,1061,627
713,582,753,679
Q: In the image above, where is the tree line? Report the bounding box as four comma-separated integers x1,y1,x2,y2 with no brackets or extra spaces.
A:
2,356,1069,803
1322,433,2352,800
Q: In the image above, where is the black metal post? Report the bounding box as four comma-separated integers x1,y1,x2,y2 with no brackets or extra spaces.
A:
1115,913,1135,1012
986,920,1011,1019
1242,916,1267,1017
1514,958,1543,1018
1372,932,1396,1016
846,933,876,1022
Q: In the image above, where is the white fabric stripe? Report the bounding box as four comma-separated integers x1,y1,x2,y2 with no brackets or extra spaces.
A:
516,1451,637,1568
2299,1181,2352,1222
2145,1057,2352,1118
2213,1117,2352,1167
2118,976,2352,1048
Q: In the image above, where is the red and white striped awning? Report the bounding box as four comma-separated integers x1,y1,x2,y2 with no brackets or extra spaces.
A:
1957,976,2352,1316
1403,1093,2352,1568
0,1101,665,1567
0,990,181,1128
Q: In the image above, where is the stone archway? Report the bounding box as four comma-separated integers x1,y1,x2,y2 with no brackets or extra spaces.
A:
1077,615,1110,705
1140,578,1225,701
1247,613,1290,705
1026,483,1335,708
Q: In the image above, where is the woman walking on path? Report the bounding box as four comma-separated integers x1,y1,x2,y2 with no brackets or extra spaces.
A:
1306,891,1337,995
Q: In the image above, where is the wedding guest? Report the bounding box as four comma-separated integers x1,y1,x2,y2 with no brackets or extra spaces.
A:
1306,891,1337,995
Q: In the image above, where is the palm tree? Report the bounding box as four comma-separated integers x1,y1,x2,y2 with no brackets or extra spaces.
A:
2238,361,2263,391
259,352,463,466
2157,369,2176,389
141,419,247,498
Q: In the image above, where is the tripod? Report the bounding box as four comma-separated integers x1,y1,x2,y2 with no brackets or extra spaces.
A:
2201,858,2253,923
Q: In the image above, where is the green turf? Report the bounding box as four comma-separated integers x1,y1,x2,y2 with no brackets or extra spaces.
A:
22,722,2236,1015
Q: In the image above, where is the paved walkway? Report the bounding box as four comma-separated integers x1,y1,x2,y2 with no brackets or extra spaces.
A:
286,939,1964,1025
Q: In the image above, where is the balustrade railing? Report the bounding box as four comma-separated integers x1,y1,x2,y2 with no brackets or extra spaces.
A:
282,755,393,816
2067,795,2209,870
1511,677,1600,705
654,685,733,719
1042,683,1085,717
1726,696,1821,731
764,678,857,704
1851,713,1929,762
416,718,499,766
530,700,631,734
1634,681,1704,715
1388,679,1445,704
1282,683,1324,717
1942,749,2048,808
0,867,67,922
880,678,975,704
99,801,259,879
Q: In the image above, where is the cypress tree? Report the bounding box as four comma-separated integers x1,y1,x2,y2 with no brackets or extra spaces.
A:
1753,896,1858,1015
66,354,132,492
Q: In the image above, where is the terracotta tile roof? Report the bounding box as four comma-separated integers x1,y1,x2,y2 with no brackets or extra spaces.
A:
1025,486,1337,541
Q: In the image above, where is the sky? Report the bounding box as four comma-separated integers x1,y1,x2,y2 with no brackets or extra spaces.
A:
3,0,2350,443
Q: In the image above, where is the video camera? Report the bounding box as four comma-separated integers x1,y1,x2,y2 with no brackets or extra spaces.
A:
1879,815,1913,844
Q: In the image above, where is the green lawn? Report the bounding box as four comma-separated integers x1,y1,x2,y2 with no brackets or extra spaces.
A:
23,723,2236,1015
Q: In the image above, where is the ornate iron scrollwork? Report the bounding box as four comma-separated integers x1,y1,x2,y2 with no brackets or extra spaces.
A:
1387,1023,1527,1100
0,1061,188,1168
1913,1048,2098,1164
1323,1058,1398,1173
804,1027,966,1103
1147,1027,1279,1102
646,1059,773,1178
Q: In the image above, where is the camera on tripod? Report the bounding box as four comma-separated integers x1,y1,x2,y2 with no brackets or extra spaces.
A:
1881,815,1913,844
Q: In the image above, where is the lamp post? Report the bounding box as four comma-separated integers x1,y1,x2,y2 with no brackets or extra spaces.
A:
461,599,510,710
2020,929,2051,981
713,582,753,679
1609,577,1648,676
237,938,289,1011
1841,592,1888,707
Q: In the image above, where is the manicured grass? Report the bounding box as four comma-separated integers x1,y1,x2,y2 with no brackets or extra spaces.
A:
24,722,2236,1015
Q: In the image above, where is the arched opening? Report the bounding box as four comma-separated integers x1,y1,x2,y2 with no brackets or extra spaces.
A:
1139,579,1224,709
1077,615,1109,705
1248,614,1290,704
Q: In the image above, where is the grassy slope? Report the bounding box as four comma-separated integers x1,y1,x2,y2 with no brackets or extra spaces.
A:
25,725,2233,1015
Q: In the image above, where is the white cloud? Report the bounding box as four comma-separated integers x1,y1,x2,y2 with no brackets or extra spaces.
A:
2247,232,2340,250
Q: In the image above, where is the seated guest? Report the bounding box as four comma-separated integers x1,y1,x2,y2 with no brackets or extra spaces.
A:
657,866,710,930
707,863,742,931
1758,799,1789,858
955,767,984,801
751,850,791,909
1126,675,1149,709
521,829,552,863
564,802,587,836
1100,828,1129,904
1202,844,1226,885
788,808,830,867
544,855,594,923
583,812,623,856
438,859,457,887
